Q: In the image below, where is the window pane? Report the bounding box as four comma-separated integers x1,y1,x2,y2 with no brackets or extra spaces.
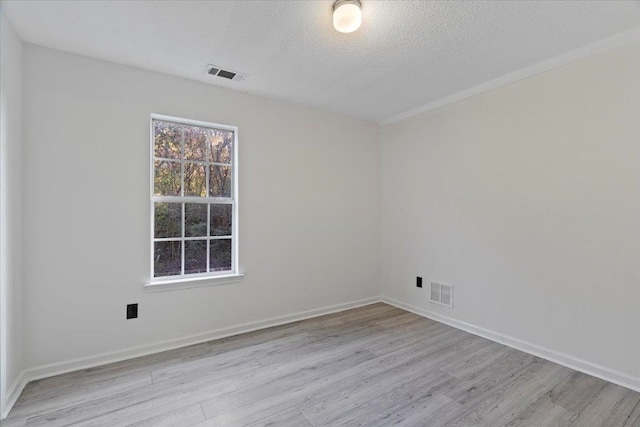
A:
184,125,208,161
208,130,233,164
154,121,182,160
154,160,181,196
210,204,232,236
184,162,206,197
185,240,207,275
154,241,182,277
209,165,231,197
210,239,232,272
185,203,207,237
152,119,237,280
154,202,182,238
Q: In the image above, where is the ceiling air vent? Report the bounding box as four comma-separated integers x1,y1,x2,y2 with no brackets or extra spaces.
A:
430,281,454,308
206,64,247,82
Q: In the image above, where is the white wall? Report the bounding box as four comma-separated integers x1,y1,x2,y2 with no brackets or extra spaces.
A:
381,42,640,382
21,45,380,369
0,8,23,415
10,27,640,404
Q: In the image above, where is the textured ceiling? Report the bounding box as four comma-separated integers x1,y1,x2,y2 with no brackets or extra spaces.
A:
3,0,640,123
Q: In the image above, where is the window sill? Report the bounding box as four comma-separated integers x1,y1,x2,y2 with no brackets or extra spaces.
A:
145,273,244,292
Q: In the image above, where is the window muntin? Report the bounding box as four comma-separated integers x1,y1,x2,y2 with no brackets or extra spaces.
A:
151,116,237,281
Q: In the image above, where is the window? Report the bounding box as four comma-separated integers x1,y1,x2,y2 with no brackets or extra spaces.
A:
150,115,239,284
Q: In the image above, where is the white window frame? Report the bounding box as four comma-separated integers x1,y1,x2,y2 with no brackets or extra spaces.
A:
147,114,242,291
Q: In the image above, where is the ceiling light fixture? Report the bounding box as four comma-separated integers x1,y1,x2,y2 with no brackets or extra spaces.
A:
333,0,362,33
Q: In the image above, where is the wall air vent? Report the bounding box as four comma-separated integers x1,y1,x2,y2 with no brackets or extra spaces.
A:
206,64,247,82
430,281,454,308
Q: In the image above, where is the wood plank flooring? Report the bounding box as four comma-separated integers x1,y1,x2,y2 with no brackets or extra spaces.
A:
3,303,639,426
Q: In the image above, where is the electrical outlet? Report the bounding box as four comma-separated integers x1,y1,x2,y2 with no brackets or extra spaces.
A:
126,303,138,319
416,277,423,288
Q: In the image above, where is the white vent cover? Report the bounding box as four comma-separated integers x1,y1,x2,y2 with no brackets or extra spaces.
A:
430,281,453,308
206,64,247,82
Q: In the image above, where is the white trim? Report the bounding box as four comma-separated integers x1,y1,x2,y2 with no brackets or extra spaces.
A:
152,196,233,204
1,372,27,419
150,114,239,283
153,236,231,242
146,273,244,291
3,294,639,419
150,114,237,132
153,158,232,167
379,26,640,126
381,296,640,393
0,296,381,419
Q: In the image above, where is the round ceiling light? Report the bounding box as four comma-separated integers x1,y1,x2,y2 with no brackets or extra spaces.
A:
333,0,362,33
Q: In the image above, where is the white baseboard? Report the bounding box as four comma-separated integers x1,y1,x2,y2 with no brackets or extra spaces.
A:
381,296,640,393
2,372,28,419
4,294,637,419
0,296,381,419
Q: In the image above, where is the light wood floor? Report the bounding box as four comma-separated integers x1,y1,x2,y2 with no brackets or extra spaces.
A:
3,303,640,427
